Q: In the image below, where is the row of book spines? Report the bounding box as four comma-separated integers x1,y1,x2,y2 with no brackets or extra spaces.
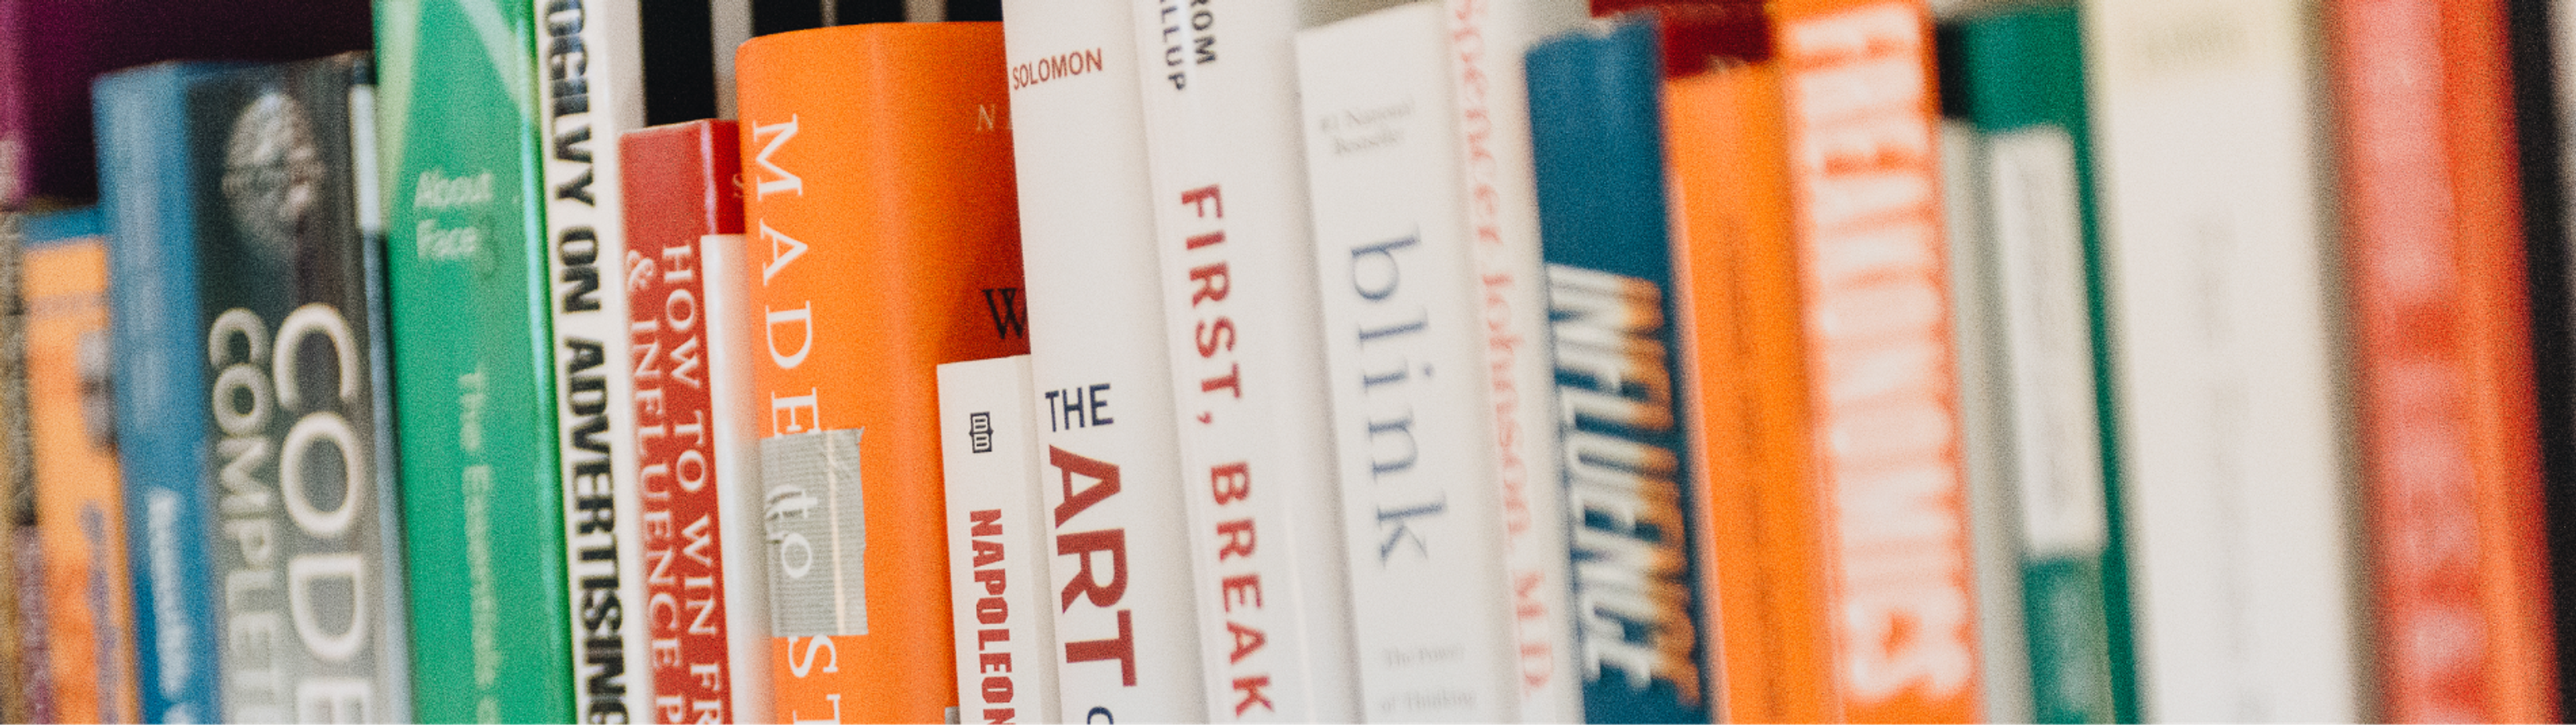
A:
1942,0,2565,722
1935,5,2133,724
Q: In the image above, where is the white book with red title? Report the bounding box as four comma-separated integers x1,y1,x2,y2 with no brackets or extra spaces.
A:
1126,0,1368,719
939,355,1061,725
1295,3,1523,720
1435,0,1585,718
1002,0,1212,719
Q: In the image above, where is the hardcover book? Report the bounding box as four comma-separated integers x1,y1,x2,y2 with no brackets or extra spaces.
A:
1665,1,1982,720
2330,0,2557,720
1002,0,1214,718
1125,0,1362,716
101,54,414,724
1296,3,1522,720
1661,13,1831,723
374,0,580,719
1771,1,1982,720
938,355,1060,725
1524,13,1712,722
537,1,649,717
735,23,1030,723
623,119,771,724
23,207,140,725
2083,0,2363,718
193,54,413,723
1941,5,2136,722
99,62,248,725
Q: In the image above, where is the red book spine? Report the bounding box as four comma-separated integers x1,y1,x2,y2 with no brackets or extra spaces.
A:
621,119,749,723
2334,1,2559,722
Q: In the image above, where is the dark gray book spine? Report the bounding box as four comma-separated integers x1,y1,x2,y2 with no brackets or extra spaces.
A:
189,54,410,723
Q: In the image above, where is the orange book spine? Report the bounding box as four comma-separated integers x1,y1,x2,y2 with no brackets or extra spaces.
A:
2334,0,2559,721
1770,0,1980,720
1666,34,1839,724
734,23,1030,723
23,225,140,725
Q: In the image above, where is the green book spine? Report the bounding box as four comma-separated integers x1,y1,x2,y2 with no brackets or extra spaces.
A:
1942,5,2138,723
371,1,575,722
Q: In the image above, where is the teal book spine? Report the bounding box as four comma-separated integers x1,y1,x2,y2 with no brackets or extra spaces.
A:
1939,5,2137,722
1525,14,1713,723
372,0,577,721
97,61,244,725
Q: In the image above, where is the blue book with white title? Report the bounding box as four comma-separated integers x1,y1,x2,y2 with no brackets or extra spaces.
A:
1527,14,1713,723
97,62,239,724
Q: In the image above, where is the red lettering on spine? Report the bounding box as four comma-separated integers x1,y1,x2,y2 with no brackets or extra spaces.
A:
1063,610,1139,685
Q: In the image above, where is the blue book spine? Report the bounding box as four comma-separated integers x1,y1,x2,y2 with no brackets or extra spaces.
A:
1526,15,1713,724
95,62,236,725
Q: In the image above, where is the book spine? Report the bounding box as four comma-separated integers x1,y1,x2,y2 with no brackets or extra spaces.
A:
2082,0,2361,719
696,205,775,725
537,1,651,718
1939,99,2037,723
373,0,581,719
98,62,228,725
1127,0,1358,719
1664,41,1847,724
1772,1,1982,720
939,355,1061,725
1440,0,1587,718
621,119,755,723
23,210,143,725
736,23,1030,723
1295,4,1521,720
1945,6,2136,722
1523,15,1712,723
0,210,28,725
2333,0,2558,720
193,55,414,723
1002,0,1212,718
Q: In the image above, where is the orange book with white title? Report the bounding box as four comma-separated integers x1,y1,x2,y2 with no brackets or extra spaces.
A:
1669,0,1980,720
733,22,1030,723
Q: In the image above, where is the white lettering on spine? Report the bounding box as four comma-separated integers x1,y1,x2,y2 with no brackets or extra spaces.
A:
212,302,380,718
1784,3,1973,703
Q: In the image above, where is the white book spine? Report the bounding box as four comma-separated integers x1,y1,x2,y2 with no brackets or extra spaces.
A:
2083,0,2361,720
1003,0,1212,719
1942,119,2035,725
700,232,773,724
1296,3,1521,720
1128,0,1359,720
1437,0,1585,719
940,355,1063,725
538,0,651,720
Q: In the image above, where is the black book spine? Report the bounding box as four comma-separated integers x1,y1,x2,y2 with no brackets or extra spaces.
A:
2507,0,2576,717
190,54,410,723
